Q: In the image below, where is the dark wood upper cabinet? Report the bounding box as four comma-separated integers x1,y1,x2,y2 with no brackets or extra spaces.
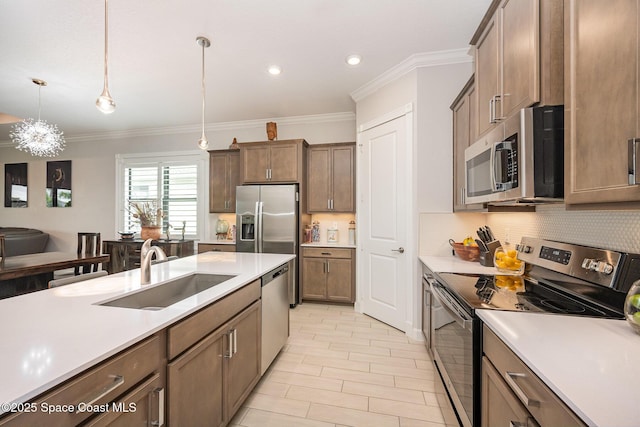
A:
471,0,563,138
209,149,240,213
564,0,640,206
239,139,307,184
307,142,355,213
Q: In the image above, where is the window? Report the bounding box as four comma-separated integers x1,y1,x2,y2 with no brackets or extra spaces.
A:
116,153,207,240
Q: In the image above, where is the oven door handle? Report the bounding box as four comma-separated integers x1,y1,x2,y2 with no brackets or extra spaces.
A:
431,283,473,331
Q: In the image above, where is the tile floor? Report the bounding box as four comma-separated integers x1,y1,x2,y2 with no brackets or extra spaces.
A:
230,302,460,427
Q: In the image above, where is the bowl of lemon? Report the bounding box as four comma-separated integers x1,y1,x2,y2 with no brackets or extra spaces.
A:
493,246,524,275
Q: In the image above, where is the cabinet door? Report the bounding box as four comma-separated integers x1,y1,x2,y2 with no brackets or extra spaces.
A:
326,258,354,303
84,374,164,427
301,257,327,300
500,0,539,117
241,145,270,183
226,301,261,417
210,152,230,212
475,13,500,137
453,81,472,211
168,327,226,427
481,357,533,427
331,145,355,212
307,147,331,211
565,0,640,204
227,151,240,211
269,142,299,182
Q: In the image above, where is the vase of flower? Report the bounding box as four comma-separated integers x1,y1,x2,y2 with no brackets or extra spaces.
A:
140,226,162,241
129,201,164,240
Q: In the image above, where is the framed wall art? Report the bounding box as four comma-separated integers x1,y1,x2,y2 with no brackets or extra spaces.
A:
4,163,28,208
46,160,72,207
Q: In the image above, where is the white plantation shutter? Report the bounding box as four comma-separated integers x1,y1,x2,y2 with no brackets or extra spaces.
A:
118,153,205,239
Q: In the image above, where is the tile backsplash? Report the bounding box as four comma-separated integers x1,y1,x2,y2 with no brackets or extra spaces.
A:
307,213,356,245
420,204,640,255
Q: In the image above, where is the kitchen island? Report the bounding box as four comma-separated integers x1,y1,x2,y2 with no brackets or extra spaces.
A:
0,251,294,424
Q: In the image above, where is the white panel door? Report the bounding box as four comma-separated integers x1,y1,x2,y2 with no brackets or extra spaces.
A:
358,112,409,331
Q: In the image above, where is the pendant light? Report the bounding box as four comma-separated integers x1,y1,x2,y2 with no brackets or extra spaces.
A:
196,36,211,150
10,79,66,157
96,0,116,114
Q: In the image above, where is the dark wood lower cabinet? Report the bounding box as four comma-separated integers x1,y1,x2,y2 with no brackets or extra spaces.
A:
168,327,225,426
167,301,261,426
301,247,355,303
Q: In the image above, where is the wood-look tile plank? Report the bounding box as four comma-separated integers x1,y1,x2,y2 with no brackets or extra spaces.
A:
306,403,400,427
286,385,369,411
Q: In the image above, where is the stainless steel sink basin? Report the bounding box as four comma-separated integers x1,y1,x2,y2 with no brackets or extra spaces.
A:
97,273,236,310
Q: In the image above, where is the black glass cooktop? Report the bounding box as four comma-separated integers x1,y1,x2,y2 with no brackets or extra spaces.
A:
433,272,624,319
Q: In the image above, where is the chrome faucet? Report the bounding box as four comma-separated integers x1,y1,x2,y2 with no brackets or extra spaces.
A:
140,238,168,285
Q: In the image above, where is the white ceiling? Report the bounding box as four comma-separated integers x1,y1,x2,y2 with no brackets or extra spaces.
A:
0,0,491,143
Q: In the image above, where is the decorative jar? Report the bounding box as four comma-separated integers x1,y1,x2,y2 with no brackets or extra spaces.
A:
625,279,640,335
140,226,162,241
493,245,524,275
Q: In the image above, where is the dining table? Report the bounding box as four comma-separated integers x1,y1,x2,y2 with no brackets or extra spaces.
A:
0,251,110,299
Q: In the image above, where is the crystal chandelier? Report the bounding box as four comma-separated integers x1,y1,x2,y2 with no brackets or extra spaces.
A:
196,36,211,150
10,79,65,157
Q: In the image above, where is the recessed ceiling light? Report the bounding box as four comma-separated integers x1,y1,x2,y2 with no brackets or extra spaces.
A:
268,65,282,75
346,54,362,66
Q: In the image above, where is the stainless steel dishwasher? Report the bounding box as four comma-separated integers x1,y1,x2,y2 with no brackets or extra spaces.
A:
261,262,290,375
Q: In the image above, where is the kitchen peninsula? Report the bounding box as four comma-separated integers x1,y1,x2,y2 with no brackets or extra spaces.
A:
0,251,294,425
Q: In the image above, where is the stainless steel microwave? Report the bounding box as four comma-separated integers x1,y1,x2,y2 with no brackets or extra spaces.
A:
464,105,564,205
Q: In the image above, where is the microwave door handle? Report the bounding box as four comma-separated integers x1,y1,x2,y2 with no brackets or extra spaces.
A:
490,143,498,191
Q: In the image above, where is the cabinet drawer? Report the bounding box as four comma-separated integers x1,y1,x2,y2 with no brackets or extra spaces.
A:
483,326,586,427
167,280,260,360
0,335,162,427
302,247,352,259
198,243,236,253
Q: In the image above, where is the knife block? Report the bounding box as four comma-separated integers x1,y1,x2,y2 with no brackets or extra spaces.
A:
479,241,501,267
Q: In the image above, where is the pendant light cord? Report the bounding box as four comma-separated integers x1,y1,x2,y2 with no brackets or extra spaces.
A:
103,0,109,87
37,83,42,122
201,40,206,138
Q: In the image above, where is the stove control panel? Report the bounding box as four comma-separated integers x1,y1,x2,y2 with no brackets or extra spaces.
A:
518,237,622,288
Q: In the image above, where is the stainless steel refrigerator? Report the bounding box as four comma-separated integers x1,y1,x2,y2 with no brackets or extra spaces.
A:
236,184,299,305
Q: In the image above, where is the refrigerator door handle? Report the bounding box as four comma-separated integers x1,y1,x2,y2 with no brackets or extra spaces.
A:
254,201,260,253
257,201,264,253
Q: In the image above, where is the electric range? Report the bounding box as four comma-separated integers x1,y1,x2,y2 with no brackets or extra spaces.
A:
428,237,640,427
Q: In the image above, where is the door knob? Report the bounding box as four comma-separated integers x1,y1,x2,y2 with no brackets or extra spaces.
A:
392,247,405,254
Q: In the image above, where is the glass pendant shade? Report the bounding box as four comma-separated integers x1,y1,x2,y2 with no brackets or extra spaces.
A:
96,0,115,114
196,36,211,150
10,79,65,157
96,87,116,114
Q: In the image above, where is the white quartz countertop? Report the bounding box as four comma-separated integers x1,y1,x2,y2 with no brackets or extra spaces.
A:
478,310,640,427
419,255,498,275
0,252,294,411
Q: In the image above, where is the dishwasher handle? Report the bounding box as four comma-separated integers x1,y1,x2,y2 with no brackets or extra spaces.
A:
262,263,290,286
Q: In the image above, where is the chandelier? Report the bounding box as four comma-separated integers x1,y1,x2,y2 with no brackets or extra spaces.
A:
196,36,211,150
10,79,65,157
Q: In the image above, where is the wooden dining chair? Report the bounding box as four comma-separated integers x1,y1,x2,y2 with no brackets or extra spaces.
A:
75,232,101,275
0,234,5,264
49,270,108,288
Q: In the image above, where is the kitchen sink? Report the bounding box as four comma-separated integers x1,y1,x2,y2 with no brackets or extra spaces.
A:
97,273,237,310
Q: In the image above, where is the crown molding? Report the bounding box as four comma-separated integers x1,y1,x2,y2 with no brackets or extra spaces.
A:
0,111,355,146
350,48,472,103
